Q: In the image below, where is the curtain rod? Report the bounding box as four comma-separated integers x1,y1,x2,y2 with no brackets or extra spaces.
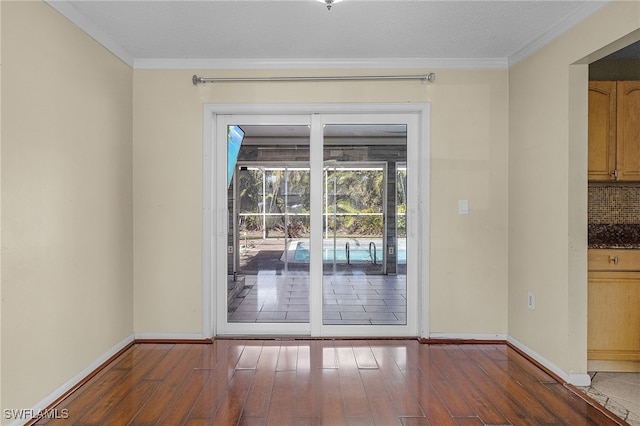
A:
192,73,435,85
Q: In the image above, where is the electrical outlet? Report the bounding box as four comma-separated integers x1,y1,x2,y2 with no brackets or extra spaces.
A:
388,247,394,255
228,246,234,254
527,291,535,310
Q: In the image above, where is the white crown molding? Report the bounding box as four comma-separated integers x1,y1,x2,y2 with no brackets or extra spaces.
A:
43,0,509,71
46,1,507,71
508,0,610,67
134,57,508,70
45,0,135,67
47,0,606,71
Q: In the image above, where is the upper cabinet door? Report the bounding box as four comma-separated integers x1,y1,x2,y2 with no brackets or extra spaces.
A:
616,81,640,181
588,81,617,181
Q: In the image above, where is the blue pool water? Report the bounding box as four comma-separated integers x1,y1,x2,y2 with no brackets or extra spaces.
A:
293,241,406,263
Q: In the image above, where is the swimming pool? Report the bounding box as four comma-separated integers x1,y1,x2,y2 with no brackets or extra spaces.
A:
292,240,406,264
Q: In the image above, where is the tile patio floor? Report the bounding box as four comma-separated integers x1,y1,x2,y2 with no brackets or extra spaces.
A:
228,272,407,325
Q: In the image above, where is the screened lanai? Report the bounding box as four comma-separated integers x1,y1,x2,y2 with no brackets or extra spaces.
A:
225,123,409,326
234,165,407,274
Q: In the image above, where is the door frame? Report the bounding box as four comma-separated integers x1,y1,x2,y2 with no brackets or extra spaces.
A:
202,103,431,338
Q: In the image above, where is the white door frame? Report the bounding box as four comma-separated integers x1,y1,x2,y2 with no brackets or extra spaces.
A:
202,103,430,338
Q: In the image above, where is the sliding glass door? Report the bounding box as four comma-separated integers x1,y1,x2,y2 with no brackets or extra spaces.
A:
213,111,420,337
320,123,408,330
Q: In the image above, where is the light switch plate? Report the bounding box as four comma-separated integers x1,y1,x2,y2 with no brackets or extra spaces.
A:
458,199,469,215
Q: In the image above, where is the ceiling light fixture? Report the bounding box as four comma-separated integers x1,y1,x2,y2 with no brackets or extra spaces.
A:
320,0,342,10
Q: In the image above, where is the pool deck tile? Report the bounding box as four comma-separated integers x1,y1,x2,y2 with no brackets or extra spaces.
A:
228,273,407,325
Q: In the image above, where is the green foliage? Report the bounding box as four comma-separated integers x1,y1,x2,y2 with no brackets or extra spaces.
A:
237,166,407,238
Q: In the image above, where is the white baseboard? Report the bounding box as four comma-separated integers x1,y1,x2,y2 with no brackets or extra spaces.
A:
11,334,135,426
428,332,507,341
507,335,591,387
427,333,591,387
12,332,210,425
134,332,208,341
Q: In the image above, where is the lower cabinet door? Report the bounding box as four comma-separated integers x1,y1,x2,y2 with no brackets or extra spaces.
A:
588,271,640,361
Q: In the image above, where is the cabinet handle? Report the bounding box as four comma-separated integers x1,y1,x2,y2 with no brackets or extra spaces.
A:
611,169,619,180
609,256,619,265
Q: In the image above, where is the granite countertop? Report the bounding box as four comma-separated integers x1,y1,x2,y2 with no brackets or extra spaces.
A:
588,224,640,249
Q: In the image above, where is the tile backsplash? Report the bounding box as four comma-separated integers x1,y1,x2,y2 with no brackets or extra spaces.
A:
588,183,640,225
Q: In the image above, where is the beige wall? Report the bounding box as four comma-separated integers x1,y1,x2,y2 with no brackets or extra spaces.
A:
132,69,509,336
0,0,3,416
1,1,133,416
509,1,640,377
429,70,509,334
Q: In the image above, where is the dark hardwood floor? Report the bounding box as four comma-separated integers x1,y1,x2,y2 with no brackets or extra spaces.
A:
34,339,624,425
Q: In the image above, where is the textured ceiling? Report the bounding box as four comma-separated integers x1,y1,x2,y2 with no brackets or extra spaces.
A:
50,0,611,68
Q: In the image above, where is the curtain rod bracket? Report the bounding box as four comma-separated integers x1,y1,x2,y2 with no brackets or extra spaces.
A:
192,73,435,85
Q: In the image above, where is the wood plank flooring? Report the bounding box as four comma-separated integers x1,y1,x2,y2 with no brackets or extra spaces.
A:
34,339,624,425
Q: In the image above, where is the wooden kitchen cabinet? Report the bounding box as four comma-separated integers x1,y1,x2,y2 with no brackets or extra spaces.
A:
588,81,616,181
588,248,640,271
588,80,640,181
588,249,640,362
617,81,640,180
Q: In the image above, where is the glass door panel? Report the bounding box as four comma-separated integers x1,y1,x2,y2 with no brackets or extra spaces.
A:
321,124,408,326
323,165,385,275
396,162,407,275
227,125,310,324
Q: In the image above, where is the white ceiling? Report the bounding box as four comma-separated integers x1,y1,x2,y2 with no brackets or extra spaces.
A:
48,0,610,69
